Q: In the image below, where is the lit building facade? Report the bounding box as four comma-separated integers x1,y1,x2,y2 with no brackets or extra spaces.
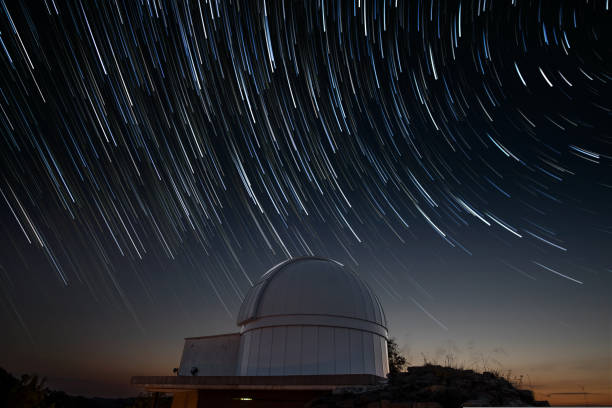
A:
132,256,389,407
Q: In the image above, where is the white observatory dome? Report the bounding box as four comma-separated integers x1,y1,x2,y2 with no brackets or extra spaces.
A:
234,257,389,377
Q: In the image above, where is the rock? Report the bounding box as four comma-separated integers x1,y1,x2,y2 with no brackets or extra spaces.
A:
462,399,491,406
503,399,530,406
424,384,447,393
390,403,414,408
356,393,377,405
517,389,534,400
412,403,442,408
307,365,548,408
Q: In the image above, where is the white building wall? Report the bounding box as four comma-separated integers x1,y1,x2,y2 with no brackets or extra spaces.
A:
178,333,240,376
237,258,387,328
177,258,391,379
235,325,389,377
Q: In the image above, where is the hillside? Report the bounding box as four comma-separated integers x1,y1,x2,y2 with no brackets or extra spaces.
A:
308,364,550,408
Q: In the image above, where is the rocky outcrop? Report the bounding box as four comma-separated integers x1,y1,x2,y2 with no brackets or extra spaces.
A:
307,365,549,407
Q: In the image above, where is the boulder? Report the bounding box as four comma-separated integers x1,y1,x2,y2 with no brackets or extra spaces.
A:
307,364,548,408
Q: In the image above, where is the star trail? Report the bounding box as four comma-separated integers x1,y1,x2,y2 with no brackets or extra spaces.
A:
0,0,610,401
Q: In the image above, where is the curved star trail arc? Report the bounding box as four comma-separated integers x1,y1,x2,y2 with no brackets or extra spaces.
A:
0,0,610,319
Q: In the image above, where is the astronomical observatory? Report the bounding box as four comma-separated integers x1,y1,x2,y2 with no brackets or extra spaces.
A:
132,256,390,407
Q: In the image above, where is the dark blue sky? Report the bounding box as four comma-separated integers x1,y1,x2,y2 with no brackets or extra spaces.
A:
0,0,610,404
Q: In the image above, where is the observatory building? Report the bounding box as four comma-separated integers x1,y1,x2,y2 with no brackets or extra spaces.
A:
132,256,389,407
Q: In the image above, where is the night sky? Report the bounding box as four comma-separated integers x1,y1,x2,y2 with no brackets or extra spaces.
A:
0,0,610,405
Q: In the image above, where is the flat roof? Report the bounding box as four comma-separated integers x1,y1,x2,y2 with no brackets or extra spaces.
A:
183,332,240,340
131,374,385,391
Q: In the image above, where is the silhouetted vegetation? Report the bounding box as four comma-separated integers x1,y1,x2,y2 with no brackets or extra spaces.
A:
387,338,408,377
0,367,170,408
309,364,549,407
309,344,550,407
357,342,550,407
1,367,47,408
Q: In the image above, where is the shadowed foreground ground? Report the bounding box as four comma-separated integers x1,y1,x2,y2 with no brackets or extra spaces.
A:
308,365,550,408
0,367,170,408
2,364,549,407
